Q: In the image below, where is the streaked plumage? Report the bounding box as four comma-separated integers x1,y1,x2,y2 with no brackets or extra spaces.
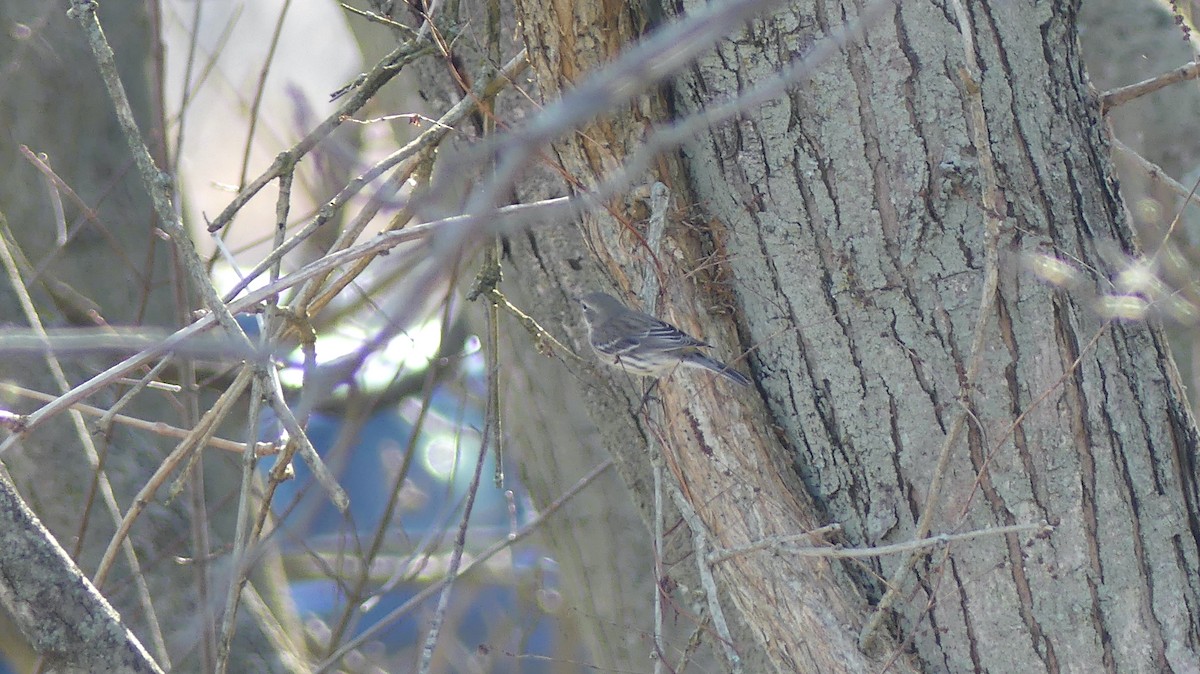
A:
577,292,751,387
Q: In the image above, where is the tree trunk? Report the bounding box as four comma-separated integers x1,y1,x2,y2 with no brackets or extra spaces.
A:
504,0,1200,671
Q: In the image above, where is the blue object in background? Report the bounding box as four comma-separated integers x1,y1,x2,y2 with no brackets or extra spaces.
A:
259,382,565,672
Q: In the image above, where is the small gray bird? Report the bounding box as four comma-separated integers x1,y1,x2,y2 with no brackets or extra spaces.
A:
577,292,751,387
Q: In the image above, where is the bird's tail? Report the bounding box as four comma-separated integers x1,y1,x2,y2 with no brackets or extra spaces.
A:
684,353,751,387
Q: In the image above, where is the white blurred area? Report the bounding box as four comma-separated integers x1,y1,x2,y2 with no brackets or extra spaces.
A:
160,2,452,383
160,0,364,281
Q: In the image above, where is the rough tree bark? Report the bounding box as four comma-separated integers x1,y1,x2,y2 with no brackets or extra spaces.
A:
499,0,1200,671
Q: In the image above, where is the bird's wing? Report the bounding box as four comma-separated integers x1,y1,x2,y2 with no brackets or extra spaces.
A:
643,320,709,349
594,313,710,355
596,335,642,355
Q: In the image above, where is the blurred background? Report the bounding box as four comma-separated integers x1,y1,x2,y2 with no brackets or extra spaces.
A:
2,0,1200,672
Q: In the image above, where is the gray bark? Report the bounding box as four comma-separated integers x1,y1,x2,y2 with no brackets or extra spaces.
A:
501,0,1200,670
674,0,1200,670
0,467,161,673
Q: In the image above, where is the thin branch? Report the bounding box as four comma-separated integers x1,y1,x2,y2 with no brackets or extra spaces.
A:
340,2,417,35
415,424,490,673
1101,60,1200,111
321,353,441,650
16,144,143,283
664,465,742,673
32,152,68,246
315,459,614,672
644,182,671,672
706,524,842,564
487,291,583,360
0,219,170,666
206,40,438,232
1111,141,1200,215
1111,138,1200,261
0,383,276,456
169,0,205,177
68,3,334,516
642,181,670,311
93,369,255,588
215,375,267,673
219,49,529,304
710,522,1051,563
951,326,1110,536
236,0,294,190
860,0,1006,649
68,0,236,335
0,327,264,361
651,461,666,674
262,370,350,511
0,195,570,451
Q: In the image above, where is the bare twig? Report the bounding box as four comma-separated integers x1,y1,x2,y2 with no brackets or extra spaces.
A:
643,181,672,672
236,0,294,190
415,424,490,674
0,220,170,666
263,372,350,511
1111,139,1200,264
0,195,571,451
169,0,206,177
340,2,417,35
651,460,666,674
664,466,742,673
321,371,436,649
17,144,141,281
207,39,437,232
93,369,254,588
711,522,1051,563
706,524,842,564
1111,138,1200,223
315,459,614,672
860,0,1006,649
484,269,504,486
32,152,67,245
1101,60,1200,111
0,383,276,455
642,181,670,311
220,49,529,304
215,375,267,674
0,327,263,361
68,3,343,517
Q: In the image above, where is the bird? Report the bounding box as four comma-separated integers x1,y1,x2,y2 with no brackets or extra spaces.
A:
577,292,751,387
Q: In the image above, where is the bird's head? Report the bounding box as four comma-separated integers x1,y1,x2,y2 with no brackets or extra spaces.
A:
577,292,625,326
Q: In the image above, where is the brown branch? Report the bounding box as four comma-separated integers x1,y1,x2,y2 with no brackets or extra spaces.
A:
1101,60,1200,112
0,383,277,456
